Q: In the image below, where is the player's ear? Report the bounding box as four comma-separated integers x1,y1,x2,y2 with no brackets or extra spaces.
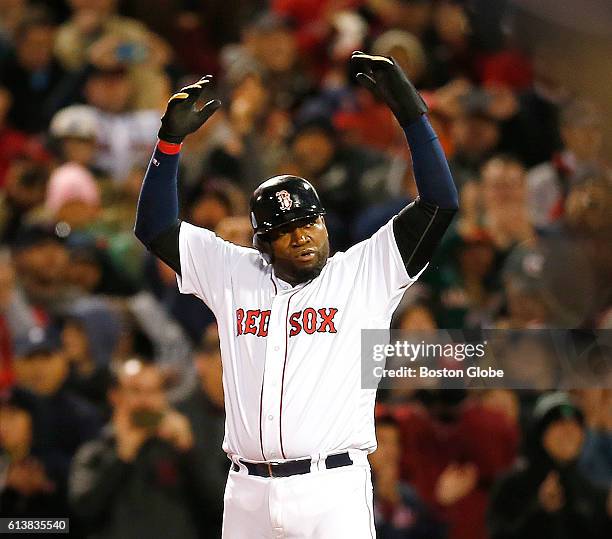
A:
253,234,273,263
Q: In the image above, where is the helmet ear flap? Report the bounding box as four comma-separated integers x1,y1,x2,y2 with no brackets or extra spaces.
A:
253,234,272,264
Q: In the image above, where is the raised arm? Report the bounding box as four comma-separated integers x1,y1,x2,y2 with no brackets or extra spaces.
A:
350,52,459,277
134,77,221,274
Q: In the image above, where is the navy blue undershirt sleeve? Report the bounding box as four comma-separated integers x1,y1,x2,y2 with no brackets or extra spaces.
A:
134,145,182,274
392,115,459,275
134,145,180,245
402,115,458,210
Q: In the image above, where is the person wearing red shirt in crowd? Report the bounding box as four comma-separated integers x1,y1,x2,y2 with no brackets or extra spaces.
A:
0,87,47,189
0,316,13,391
272,0,363,57
385,389,519,539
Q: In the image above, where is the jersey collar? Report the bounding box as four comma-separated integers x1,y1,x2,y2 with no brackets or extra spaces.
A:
270,268,311,293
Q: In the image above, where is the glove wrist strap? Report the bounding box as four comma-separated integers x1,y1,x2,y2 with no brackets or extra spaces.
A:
157,139,182,155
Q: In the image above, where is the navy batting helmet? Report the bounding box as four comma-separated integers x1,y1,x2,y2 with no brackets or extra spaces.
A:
250,175,326,236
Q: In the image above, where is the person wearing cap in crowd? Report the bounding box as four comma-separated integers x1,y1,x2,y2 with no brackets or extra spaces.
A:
64,234,139,297
526,99,610,228
500,242,551,329
10,223,72,310
12,326,103,482
0,386,68,518
49,104,104,178
82,64,159,182
488,391,612,539
69,359,212,539
447,101,502,188
45,159,101,231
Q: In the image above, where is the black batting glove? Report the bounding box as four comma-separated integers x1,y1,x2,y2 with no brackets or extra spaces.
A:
158,75,222,144
350,51,428,126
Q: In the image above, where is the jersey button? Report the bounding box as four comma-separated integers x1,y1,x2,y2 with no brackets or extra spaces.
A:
274,346,279,351
267,415,274,420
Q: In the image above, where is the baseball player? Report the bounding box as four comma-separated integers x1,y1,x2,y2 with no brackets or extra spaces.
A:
135,52,458,538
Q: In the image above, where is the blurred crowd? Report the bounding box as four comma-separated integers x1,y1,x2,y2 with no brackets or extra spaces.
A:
0,0,611,538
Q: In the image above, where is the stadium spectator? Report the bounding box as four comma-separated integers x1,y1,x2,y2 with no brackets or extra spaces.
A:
498,43,567,168
272,0,363,58
0,386,67,518
64,236,138,297
82,65,159,182
45,162,101,231
0,86,48,188
371,412,446,538
10,224,70,311
143,253,215,346
206,71,288,189
0,8,67,133
368,0,434,41
48,104,103,177
393,389,519,539
54,0,171,109
185,179,247,232
481,155,533,252
0,0,29,60
176,325,228,537
427,228,501,328
488,392,612,539
228,12,314,110
285,116,391,248
0,0,609,535
0,160,49,245
69,359,211,539
572,389,612,489
11,326,103,484
448,107,501,188
527,100,610,228
60,297,122,412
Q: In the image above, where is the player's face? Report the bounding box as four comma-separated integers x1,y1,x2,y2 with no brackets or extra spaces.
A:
267,216,329,285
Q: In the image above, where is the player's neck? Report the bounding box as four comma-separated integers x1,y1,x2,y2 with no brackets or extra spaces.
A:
273,267,316,288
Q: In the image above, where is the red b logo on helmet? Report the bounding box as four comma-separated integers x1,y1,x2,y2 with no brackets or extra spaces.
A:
275,190,293,211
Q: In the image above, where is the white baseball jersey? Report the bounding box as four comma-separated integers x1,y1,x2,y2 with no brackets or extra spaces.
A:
93,109,160,181
177,219,424,463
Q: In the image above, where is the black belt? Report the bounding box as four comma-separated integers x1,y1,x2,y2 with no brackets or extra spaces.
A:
233,452,353,478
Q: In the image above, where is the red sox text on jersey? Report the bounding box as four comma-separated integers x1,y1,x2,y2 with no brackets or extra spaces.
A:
236,307,338,337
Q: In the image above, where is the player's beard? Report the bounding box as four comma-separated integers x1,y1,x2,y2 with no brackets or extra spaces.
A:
294,253,328,282
275,240,330,284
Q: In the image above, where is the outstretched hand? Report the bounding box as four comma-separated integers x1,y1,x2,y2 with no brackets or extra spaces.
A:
158,75,222,144
350,51,427,126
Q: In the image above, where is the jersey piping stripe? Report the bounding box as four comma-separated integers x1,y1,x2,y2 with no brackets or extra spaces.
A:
364,468,374,539
269,274,278,295
258,367,266,460
259,275,277,461
279,289,301,460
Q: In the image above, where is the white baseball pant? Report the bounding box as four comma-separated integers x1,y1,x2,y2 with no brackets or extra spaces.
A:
221,455,375,538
